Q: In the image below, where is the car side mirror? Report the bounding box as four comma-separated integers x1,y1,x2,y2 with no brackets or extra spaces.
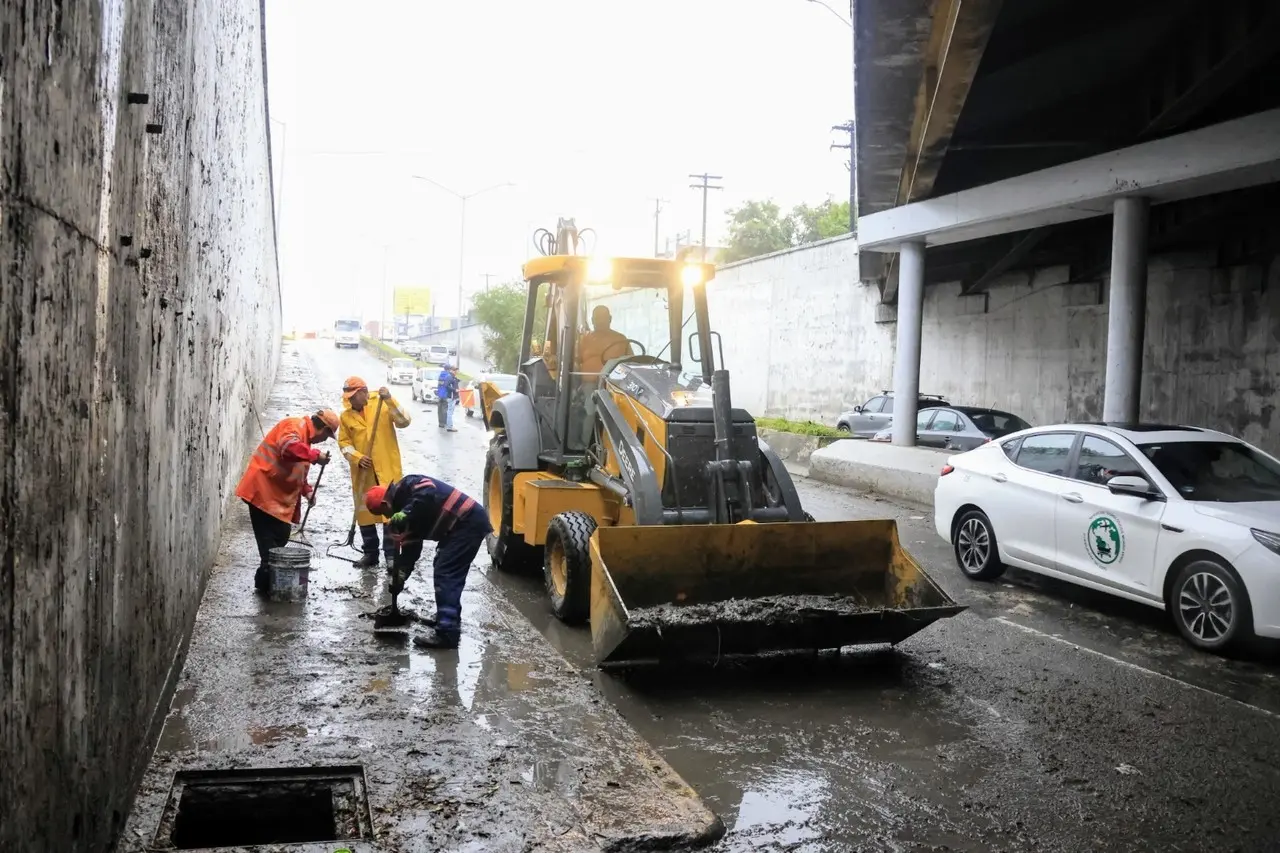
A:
853,405,863,413
1107,475,1162,501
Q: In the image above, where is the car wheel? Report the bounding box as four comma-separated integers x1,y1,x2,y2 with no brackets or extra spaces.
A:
952,509,1005,580
1170,559,1252,653
836,423,851,433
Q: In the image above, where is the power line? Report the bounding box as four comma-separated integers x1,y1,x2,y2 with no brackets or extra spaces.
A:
688,173,723,262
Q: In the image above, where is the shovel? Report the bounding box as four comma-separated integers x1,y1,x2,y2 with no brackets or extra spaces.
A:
289,460,327,547
326,397,385,563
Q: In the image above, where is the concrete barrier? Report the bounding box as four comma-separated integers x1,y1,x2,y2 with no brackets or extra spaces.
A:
808,440,951,507
758,429,849,472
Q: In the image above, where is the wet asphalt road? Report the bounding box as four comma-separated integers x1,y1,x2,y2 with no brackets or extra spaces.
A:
308,342,1280,852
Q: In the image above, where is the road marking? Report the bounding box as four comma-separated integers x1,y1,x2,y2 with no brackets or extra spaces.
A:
992,616,1279,720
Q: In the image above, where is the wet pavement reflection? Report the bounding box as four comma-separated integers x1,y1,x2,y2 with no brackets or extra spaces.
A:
126,341,1280,852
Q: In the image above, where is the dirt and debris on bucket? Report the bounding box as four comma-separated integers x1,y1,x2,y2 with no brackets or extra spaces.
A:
627,593,874,629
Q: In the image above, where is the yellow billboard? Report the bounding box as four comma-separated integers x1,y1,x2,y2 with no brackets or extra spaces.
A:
393,287,431,316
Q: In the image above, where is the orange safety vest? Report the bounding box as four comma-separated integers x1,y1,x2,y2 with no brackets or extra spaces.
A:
235,416,315,523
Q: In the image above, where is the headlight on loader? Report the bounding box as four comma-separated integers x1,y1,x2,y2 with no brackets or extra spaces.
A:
680,263,705,287
587,257,613,282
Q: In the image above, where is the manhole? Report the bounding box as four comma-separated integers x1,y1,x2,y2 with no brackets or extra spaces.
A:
152,766,372,850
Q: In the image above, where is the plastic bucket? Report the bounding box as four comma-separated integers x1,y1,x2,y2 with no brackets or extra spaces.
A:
267,545,312,602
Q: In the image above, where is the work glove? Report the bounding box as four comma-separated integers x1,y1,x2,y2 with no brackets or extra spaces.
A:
388,563,411,596
389,511,408,533
313,449,331,465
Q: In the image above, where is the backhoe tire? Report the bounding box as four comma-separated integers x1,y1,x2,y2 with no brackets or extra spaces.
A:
484,444,543,574
544,511,597,624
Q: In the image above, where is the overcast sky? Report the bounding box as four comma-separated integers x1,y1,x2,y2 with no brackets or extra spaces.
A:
265,0,853,331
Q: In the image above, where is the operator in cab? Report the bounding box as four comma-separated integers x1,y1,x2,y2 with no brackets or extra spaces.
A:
577,305,632,376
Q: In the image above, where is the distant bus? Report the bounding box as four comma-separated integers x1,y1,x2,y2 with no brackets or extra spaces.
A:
334,318,361,349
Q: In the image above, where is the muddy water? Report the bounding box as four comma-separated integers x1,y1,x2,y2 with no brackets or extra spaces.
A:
293,341,1280,852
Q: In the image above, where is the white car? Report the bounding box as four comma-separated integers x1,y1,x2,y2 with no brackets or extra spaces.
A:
425,345,451,366
386,357,416,385
400,341,422,357
934,423,1280,653
411,367,439,404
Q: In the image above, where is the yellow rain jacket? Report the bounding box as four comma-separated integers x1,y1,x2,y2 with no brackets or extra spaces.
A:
338,393,411,526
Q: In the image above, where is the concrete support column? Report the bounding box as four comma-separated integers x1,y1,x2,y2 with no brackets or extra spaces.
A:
892,241,926,447
1102,197,1150,424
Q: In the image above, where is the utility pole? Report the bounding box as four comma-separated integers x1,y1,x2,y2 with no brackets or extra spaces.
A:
648,197,668,257
688,173,723,262
481,272,496,292
831,121,855,231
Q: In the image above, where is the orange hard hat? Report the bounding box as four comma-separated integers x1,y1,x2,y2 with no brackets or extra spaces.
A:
316,409,341,434
342,376,367,399
365,485,389,515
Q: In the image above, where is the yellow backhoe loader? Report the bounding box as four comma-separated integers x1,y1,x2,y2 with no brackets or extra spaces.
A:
481,220,964,666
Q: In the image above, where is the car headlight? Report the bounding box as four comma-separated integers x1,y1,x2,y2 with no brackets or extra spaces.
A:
1251,528,1280,556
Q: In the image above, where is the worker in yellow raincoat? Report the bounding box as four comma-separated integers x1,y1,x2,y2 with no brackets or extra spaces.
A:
338,375,411,567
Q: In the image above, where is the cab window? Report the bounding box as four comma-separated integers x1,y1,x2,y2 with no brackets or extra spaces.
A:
1015,433,1076,476
1072,436,1146,485
861,396,886,414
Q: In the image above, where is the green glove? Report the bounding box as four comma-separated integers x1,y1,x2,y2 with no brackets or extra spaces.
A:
389,511,408,532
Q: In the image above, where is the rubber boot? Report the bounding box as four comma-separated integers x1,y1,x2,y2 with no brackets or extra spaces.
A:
353,552,379,569
412,628,459,649
254,567,270,593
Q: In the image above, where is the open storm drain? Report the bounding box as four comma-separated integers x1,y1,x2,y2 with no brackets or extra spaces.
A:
153,766,373,850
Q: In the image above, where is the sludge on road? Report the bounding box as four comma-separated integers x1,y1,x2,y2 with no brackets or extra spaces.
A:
153,340,1280,852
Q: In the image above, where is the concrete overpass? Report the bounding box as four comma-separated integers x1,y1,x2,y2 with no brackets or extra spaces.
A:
853,0,1280,445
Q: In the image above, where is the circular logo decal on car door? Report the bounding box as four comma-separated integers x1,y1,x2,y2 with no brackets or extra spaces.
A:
1085,513,1124,567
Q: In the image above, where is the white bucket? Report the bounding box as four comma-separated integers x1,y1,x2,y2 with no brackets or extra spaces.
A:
267,545,312,602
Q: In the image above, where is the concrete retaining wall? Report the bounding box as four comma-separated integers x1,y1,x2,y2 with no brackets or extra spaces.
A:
598,236,1280,455
406,322,487,364
758,428,849,471
0,1,280,850
808,441,948,506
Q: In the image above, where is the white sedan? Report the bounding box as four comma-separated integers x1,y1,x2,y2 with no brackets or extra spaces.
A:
934,423,1280,653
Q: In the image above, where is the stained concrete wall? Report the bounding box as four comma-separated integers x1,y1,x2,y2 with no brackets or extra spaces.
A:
921,253,1280,453
0,1,280,850
594,237,1280,457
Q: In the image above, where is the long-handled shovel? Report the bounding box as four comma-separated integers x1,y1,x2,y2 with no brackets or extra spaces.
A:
326,397,385,563
289,460,327,547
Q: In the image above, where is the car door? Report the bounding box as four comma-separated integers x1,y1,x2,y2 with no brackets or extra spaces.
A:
1053,434,1165,596
920,408,960,448
851,395,887,436
992,431,1079,570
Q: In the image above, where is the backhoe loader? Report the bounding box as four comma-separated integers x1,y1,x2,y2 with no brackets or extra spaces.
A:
481,220,964,666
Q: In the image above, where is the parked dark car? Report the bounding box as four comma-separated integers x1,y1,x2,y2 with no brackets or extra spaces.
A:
836,391,950,437
871,406,1031,450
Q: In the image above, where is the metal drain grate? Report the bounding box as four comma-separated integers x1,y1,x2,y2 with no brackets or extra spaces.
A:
152,765,372,850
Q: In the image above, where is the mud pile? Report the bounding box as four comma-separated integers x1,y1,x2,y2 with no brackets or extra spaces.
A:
627,593,878,629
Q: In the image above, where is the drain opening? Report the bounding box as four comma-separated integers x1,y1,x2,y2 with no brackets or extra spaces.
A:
154,766,372,850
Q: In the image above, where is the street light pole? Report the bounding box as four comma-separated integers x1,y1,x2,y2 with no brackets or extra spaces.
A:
410,176,514,369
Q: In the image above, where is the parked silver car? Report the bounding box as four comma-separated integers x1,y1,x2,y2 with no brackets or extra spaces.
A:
870,405,1031,450
836,392,949,437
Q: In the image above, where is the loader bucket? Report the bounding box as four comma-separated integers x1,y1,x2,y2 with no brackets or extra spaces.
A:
588,519,965,667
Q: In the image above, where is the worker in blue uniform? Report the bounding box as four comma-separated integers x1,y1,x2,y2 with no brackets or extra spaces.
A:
364,475,492,649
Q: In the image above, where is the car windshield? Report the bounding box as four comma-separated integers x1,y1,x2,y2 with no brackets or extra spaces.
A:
968,411,1030,436
1138,440,1280,502
335,320,360,332
391,359,413,369
430,347,448,354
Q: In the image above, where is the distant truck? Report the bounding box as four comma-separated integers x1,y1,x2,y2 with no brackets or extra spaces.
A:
333,318,361,349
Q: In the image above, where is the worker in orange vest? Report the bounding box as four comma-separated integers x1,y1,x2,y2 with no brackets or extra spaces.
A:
235,409,340,592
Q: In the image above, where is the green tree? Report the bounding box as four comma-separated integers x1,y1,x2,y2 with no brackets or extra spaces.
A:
722,200,796,263
471,282,545,373
792,199,851,244
722,198,852,263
